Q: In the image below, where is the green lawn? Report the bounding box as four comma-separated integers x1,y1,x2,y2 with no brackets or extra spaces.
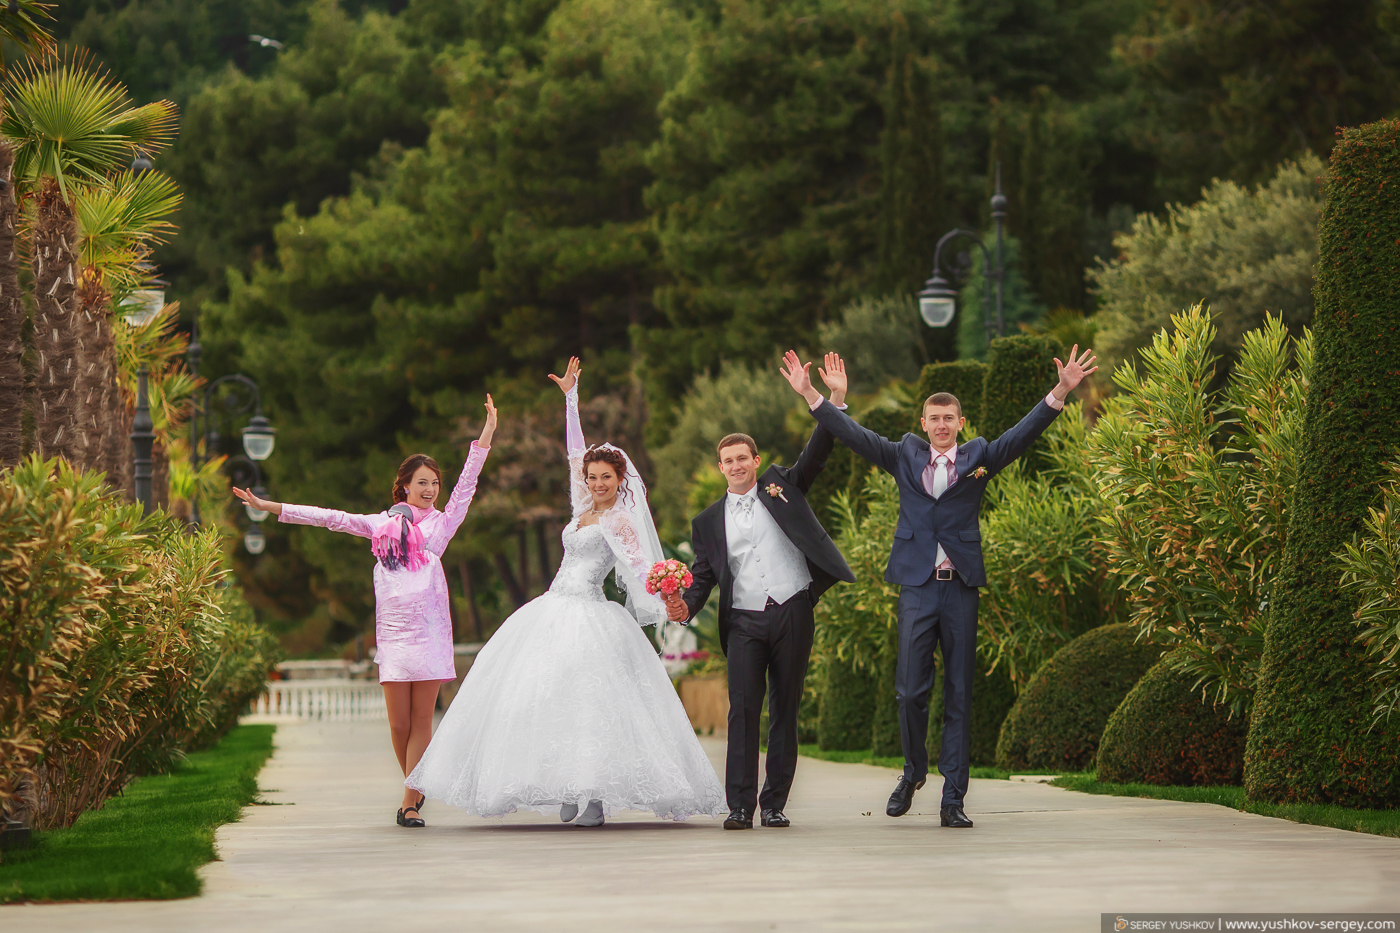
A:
796,744,1011,780
1051,774,1400,840
0,724,275,904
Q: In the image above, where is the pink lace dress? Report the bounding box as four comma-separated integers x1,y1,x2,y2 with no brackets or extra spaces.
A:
278,441,490,683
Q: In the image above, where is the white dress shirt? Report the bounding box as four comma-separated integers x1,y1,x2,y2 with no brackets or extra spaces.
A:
725,483,812,611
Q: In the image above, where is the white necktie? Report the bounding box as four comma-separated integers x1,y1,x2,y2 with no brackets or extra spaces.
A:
931,455,950,498
734,495,755,536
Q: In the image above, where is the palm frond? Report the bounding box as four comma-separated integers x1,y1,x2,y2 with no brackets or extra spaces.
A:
0,1,55,73
0,50,179,194
76,170,181,299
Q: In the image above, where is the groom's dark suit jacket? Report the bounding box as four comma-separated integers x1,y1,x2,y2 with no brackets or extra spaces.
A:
682,423,855,655
810,398,1061,588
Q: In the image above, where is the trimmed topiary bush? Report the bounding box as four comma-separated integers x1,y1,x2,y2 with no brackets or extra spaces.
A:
980,335,1057,474
928,653,1018,768
1245,120,1400,807
916,360,987,424
1098,653,1249,786
818,655,876,751
995,624,1161,772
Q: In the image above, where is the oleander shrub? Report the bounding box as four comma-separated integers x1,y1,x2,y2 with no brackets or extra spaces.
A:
1088,307,1311,716
979,407,1126,689
995,624,1161,772
1246,121,1400,807
815,471,900,751
1097,653,1249,786
0,456,278,834
1339,463,1400,726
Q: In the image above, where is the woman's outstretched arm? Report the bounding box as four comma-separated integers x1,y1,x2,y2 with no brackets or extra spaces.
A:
234,487,382,538
548,357,590,518
434,394,497,548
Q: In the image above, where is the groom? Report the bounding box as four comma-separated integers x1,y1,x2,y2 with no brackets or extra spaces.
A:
665,354,855,831
783,346,1097,828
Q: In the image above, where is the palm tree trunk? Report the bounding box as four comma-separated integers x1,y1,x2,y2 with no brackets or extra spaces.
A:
31,178,81,465
72,271,112,474
0,143,24,468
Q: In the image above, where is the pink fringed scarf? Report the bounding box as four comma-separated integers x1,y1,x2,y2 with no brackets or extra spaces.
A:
372,503,432,571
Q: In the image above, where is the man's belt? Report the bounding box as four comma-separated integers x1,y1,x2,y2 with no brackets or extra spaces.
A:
935,568,956,581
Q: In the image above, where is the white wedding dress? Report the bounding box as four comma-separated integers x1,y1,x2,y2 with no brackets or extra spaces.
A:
406,388,725,821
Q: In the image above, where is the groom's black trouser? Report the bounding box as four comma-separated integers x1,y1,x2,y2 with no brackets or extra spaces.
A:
725,590,815,814
896,572,979,807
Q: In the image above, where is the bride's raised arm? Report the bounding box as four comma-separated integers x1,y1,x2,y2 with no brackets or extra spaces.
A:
549,357,590,519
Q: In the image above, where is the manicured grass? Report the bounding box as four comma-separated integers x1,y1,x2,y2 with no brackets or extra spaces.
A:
0,725,275,904
796,744,1012,780
1052,774,1400,840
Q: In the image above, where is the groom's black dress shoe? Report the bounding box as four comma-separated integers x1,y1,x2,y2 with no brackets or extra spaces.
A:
886,776,925,817
760,809,790,828
723,808,753,830
940,804,974,828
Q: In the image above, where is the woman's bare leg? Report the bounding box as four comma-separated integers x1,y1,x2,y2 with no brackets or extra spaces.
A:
401,679,440,809
383,681,412,776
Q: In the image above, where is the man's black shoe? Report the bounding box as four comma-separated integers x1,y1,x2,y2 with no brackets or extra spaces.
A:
723,808,753,830
940,804,974,828
760,809,790,828
886,776,925,817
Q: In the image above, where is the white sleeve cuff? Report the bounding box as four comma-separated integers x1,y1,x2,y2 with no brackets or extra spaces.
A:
1044,391,1064,411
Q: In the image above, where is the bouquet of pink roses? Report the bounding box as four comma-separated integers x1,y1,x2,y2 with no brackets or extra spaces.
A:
645,559,693,598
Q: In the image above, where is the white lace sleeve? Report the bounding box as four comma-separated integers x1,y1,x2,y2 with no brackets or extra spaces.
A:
599,509,666,627
565,385,589,520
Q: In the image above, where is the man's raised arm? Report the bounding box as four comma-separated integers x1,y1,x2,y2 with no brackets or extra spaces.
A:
779,350,900,474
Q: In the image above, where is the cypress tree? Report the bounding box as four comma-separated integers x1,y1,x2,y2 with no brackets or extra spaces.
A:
915,360,987,426
980,335,1057,474
1244,120,1400,807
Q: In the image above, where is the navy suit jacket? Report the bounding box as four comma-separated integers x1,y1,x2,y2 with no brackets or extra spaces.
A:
810,398,1061,588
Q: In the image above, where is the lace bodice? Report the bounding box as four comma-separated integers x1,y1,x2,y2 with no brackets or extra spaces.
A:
548,521,616,602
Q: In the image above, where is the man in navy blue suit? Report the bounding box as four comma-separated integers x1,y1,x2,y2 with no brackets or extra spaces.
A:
780,346,1097,828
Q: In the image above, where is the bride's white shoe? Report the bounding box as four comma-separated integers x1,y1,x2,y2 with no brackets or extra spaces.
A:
575,799,605,827
560,802,579,822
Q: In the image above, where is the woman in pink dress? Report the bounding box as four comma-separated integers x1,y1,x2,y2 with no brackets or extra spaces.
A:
234,396,496,828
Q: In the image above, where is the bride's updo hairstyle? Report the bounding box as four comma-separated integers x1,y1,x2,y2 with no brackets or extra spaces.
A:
581,446,634,505
393,454,442,503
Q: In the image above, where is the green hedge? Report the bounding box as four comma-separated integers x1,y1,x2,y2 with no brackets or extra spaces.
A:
817,655,877,751
916,360,988,424
928,653,1018,768
1245,120,1400,807
995,624,1161,772
981,335,1057,474
1099,654,1249,786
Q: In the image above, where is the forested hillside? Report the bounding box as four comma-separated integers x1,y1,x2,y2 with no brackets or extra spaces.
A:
52,0,1400,654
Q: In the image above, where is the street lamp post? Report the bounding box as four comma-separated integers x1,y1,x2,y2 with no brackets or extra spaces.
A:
131,367,155,515
916,163,1009,342
187,310,276,540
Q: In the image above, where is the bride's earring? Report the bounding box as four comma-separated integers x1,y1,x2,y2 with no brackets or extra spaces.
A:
560,801,579,823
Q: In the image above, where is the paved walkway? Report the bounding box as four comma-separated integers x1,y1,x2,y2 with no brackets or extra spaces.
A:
10,720,1400,931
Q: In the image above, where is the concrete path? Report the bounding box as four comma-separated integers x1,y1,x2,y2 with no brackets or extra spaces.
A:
9,720,1400,932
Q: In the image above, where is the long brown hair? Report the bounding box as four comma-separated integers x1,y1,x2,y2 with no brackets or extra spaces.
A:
581,446,634,506
393,454,442,504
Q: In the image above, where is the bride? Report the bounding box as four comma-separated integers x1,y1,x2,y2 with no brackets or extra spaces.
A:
407,358,725,827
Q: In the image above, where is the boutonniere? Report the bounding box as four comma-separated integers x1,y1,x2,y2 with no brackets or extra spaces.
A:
765,482,788,503
970,466,988,479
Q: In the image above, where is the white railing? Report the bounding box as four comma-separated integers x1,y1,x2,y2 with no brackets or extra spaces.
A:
248,678,387,721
